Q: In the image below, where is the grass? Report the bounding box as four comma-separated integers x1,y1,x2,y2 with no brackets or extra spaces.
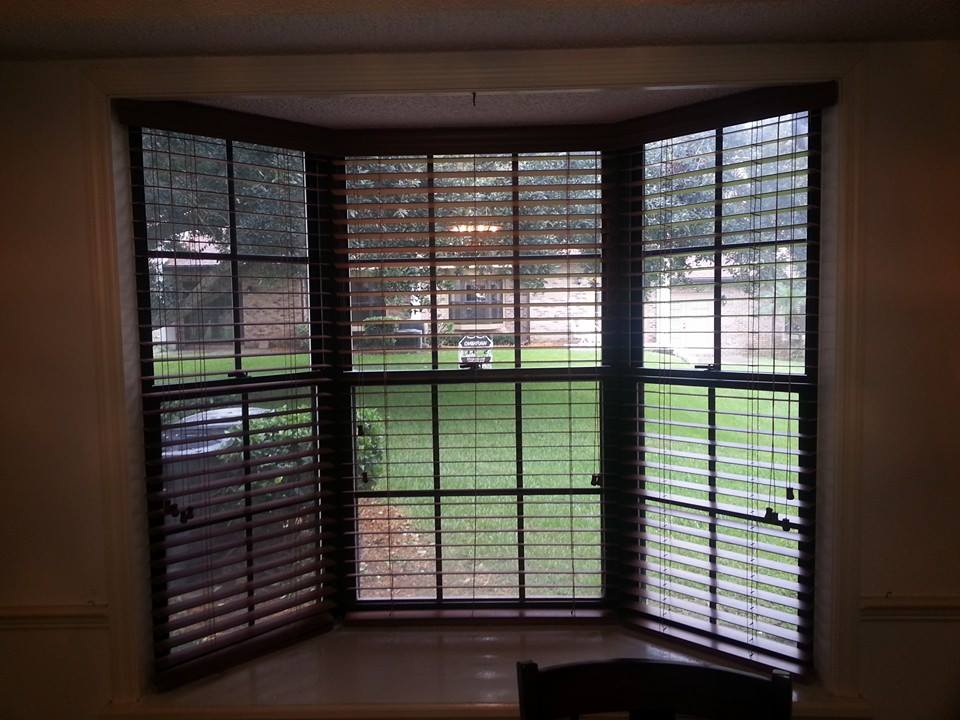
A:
157,346,806,637
153,344,805,383
152,346,604,382
346,349,804,621
354,379,603,599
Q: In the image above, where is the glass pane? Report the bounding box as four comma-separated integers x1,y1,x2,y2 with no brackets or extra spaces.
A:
353,385,434,494
142,130,229,255
344,153,604,371
356,496,437,601
641,251,715,369
719,244,808,373
238,260,311,375
149,259,234,383
441,497,519,599
522,381,599,490
346,156,432,371
232,142,307,257
438,383,516,491
642,131,716,253
524,495,601,599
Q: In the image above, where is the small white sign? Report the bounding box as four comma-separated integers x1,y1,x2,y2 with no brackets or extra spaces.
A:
457,335,493,367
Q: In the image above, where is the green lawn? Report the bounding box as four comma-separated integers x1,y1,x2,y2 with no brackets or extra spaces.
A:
346,349,803,618
153,344,804,383
157,346,805,630
152,346,605,382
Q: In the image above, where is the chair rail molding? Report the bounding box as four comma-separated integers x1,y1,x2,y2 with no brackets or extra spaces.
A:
860,595,960,622
0,603,110,630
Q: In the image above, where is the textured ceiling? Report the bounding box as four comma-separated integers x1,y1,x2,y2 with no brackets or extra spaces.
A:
195,86,743,129
1,0,958,59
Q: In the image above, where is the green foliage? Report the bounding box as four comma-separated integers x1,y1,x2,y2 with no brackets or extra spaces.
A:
354,407,385,487
246,404,385,490
143,132,310,334
438,321,457,347
359,315,404,350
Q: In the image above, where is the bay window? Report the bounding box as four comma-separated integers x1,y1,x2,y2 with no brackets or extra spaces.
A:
122,82,832,686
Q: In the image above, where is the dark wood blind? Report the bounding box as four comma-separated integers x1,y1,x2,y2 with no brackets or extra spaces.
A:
616,111,819,672
125,86,832,683
131,128,339,685
338,153,607,605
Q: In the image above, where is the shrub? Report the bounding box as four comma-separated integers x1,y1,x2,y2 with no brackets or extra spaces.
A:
355,406,384,487
359,315,403,350
438,321,458,347
247,404,385,490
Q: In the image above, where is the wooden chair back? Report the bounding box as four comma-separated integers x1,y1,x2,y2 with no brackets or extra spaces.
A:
516,659,792,720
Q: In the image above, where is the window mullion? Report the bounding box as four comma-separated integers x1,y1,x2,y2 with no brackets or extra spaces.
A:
427,157,444,600
512,153,526,600
225,140,257,627
226,140,244,376
797,111,822,655
706,127,725,626
317,154,357,613
428,157,439,370
601,149,632,610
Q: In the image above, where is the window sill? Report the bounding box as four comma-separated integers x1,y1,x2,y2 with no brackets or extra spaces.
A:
104,625,869,720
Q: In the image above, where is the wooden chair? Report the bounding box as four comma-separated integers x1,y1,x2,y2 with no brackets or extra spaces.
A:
516,659,792,720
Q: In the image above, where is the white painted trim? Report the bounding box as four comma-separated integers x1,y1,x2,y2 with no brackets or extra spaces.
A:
0,604,110,630
71,40,876,703
860,596,960,622
80,73,151,704
811,57,868,697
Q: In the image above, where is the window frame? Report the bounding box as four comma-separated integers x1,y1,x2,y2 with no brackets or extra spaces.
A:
336,150,607,611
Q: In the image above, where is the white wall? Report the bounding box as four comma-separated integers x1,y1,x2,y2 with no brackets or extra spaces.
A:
0,41,958,720
853,42,960,720
0,65,115,719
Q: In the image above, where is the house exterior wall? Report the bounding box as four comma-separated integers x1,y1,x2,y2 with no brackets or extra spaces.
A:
155,267,309,353
645,282,802,366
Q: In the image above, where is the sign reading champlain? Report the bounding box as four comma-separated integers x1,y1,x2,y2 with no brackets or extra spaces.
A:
457,335,493,367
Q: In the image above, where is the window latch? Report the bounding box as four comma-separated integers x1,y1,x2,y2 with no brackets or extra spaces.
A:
591,473,602,487
694,363,719,372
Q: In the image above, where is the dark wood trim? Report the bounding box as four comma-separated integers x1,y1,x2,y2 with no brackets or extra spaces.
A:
620,615,810,679
114,99,340,155
607,82,837,148
798,109,822,668
114,82,837,156
343,606,611,625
